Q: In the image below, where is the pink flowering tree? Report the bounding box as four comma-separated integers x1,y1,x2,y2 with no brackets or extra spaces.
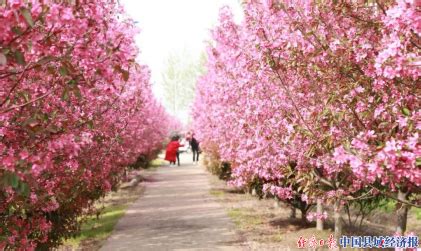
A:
0,1,174,249
193,0,420,239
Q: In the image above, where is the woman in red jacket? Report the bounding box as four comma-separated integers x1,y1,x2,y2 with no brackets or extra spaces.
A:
165,136,184,166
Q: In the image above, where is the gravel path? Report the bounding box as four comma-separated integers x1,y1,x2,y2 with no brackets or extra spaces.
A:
100,153,244,251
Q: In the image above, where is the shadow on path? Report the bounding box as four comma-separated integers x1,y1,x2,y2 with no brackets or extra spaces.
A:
100,153,244,251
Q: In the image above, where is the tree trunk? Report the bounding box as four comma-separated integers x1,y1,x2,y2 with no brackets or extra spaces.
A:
300,207,308,225
396,190,409,235
334,199,343,241
290,207,296,218
251,188,257,196
316,199,324,231
274,198,281,208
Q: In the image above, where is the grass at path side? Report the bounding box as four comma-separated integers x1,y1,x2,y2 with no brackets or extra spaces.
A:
64,205,127,249
61,169,147,250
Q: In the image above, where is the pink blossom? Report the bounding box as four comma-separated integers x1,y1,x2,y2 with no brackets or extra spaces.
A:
1,1,178,248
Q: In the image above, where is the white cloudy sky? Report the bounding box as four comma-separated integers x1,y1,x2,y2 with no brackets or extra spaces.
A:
120,0,243,109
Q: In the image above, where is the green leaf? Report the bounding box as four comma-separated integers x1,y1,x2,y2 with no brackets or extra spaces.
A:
73,86,82,99
87,120,94,129
59,66,68,76
8,205,16,215
2,47,10,54
67,79,77,86
21,7,34,27
61,88,69,101
23,117,38,127
11,26,23,35
62,60,76,73
15,50,26,65
10,174,19,188
376,141,385,150
402,107,411,116
0,52,7,66
408,121,413,132
37,56,55,65
41,113,49,122
18,182,30,197
22,91,30,102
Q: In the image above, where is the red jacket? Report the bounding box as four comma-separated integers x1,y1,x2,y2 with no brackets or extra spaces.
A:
165,141,183,162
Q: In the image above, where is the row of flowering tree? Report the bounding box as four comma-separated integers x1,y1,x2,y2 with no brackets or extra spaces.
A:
0,0,177,249
193,0,420,240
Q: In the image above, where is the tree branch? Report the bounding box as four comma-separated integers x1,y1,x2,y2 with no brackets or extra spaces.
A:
0,88,56,114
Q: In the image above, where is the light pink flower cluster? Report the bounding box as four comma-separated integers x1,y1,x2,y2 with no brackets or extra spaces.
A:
193,0,419,214
263,184,293,200
306,211,328,222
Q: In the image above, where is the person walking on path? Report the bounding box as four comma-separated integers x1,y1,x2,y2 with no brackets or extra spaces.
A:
190,134,200,164
165,136,184,166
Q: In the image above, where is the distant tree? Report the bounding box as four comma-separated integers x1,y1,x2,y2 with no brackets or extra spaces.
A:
161,50,206,118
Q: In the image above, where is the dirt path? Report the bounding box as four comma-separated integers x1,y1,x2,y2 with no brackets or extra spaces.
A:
100,153,245,251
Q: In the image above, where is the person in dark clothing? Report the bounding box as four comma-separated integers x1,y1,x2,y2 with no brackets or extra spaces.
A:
176,148,181,166
189,135,200,164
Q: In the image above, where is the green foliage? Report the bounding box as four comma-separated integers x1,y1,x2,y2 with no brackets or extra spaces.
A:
378,199,396,213
376,198,421,219
64,205,126,248
228,208,263,229
344,193,390,229
1,171,30,197
401,107,411,116
21,7,34,27
209,189,225,197
148,158,166,169
414,208,421,220
36,188,108,248
15,49,25,65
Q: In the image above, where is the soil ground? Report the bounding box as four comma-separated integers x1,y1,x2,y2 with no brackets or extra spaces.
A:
207,171,421,251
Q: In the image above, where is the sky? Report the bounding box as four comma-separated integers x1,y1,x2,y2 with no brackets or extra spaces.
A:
120,0,243,121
